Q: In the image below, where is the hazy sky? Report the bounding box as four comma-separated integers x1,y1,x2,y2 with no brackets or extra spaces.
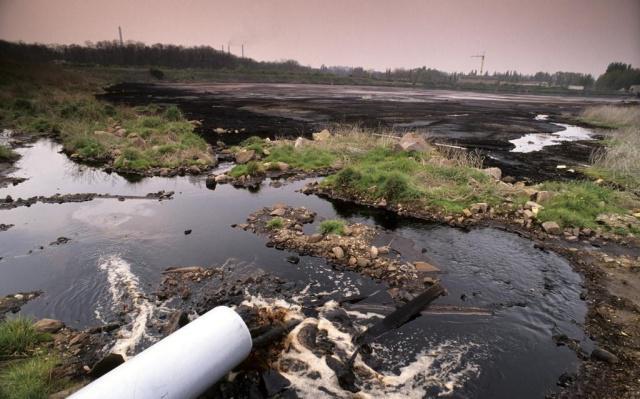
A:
1,0,639,76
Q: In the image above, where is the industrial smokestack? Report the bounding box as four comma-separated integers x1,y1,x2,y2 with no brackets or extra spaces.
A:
118,26,124,46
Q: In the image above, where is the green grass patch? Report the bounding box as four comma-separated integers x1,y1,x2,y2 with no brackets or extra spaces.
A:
324,147,501,213
0,318,50,358
266,217,284,230
265,144,336,171
537,181,635,229
318,219,346,236
0,145,19,162
229,161,264,178
0,356,62,399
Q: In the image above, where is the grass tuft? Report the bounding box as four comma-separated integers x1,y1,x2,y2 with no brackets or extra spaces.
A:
0,145,19,162
0,318,50,358
266,217,284,230
0,356,60,399
318,219,346,236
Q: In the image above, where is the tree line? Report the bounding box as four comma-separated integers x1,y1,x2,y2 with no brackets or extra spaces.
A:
1,40,638,91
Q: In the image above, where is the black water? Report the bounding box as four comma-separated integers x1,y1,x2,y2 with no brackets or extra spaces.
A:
0,140,590,398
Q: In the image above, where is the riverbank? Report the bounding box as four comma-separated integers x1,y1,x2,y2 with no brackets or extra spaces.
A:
0,61,214,176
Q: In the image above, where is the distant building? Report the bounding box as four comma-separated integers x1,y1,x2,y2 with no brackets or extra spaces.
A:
630,85,640,94
567,85,584,91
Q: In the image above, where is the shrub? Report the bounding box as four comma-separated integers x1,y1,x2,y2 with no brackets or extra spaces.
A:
381,171,416,201
266,217,284,230
318,219,346,236
149,68,165,80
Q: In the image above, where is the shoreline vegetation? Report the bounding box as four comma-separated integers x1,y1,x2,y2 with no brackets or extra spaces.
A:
0,61,214,175
218,124,640,238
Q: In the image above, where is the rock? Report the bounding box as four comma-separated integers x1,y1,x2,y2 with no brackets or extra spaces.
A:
115,128,127,137
369,246,379,259
312,129,332,141
332,246,345,259
162,310,189,336
470,203,489,214
270,208,286,217
286,256,300,264
33,318,64,333
275,161,290,172
308,234,324,243
378,246,390,254
184,229,192,235
294,137,308,148
130,136,146,148
524,201,543,211
591,348,618,364
262,369,291,396
214,127,227,134
542,221,562,235
205,174,217,189
49,236,71,246
462,208,472,217
535,191,554,203
348,257,357,265
397,132,429,152
523,209,535,220
413,261,440,273
481,167,502,180
89,353,125,378
214,174,230,183
188,165,201,175
235,149,256,164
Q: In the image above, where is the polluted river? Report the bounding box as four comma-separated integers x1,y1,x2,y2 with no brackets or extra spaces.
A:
1,136,591,398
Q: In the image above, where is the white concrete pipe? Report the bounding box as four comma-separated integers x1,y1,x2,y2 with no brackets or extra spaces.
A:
70,306,252,399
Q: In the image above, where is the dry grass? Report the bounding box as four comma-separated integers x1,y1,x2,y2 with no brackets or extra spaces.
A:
581,105,640,128
589,126,640,189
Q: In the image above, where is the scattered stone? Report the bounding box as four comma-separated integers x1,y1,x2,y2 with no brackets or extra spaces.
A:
188,165,201,175
332,247,345,259
89,353,125,378
33,318,64,333
542,221,562,235
312,129,332,141
413,261,441,273
397,132,429,152
308,234,324,243
481,167,502,180
235,149,256,164
591,347,618,364
534,191,554,203
215,174,231,183
50,237,71,246
294,137,308,148
286,256,300,264
270,208,286,217
184,229,192,235
470,203,489,214
370,246,379,259
205,174,217,189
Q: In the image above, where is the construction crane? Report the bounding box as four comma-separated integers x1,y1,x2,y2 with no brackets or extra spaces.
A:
471,52,485,75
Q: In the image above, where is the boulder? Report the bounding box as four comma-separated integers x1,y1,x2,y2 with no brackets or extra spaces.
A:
294,137,308,148
275,162,290,172
312,129,332,141
235,149,256,164
413,261,441,273
542,221,562,235
205,175,217,189
270,208,286,217
332,246,345,259
215,174,231,183
33,318,64,333
534,191,554,203
188,165,201,175
397,132,429,152
481,167,502,181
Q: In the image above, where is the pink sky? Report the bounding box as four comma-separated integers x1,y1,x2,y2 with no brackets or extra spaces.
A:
1,0,639,76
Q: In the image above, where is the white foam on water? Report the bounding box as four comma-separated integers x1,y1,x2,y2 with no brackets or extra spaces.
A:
510,123,594,153
534,114,549,120
244,296,480,398
98,254,155,358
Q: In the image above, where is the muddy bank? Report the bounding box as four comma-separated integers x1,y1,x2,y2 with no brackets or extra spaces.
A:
0,190,174,209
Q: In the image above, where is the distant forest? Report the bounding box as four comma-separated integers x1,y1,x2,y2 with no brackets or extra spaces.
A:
1,40,638,91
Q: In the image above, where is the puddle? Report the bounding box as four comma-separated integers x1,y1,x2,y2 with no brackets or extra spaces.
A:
510,115,595,153
0,139,589,398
